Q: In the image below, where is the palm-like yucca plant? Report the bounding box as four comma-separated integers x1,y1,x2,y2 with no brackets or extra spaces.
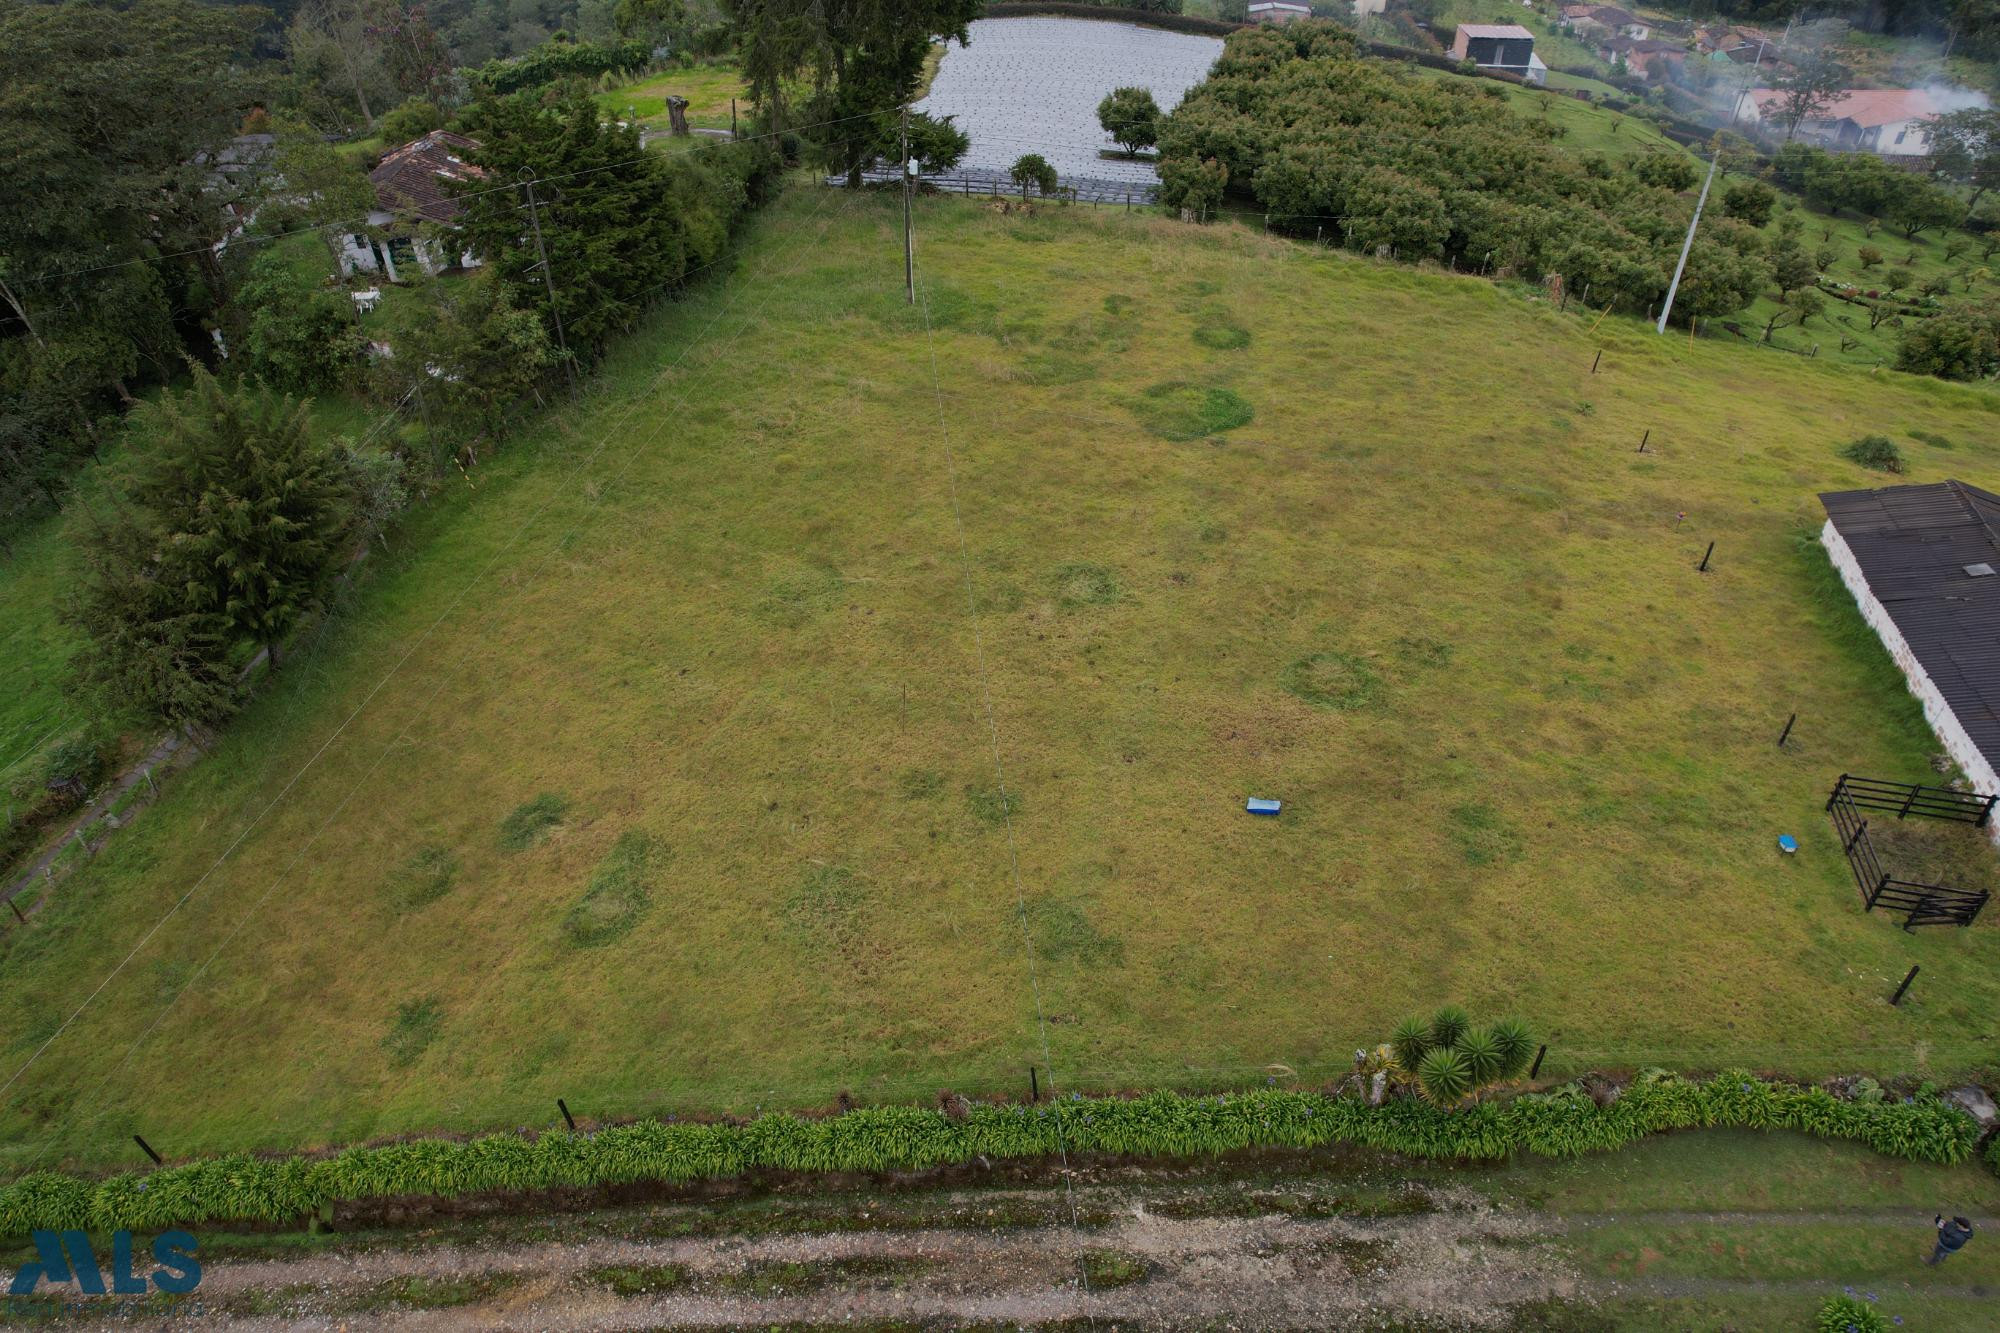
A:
1389,1015,1431,1073
1416,1047,1472,1105
1456,1027,1503,1086
1489,1017,1535,1080
1427,1004,1470,1051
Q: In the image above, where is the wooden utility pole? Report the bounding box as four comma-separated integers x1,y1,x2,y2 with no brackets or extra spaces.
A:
902,106,915,305
522,173,578,399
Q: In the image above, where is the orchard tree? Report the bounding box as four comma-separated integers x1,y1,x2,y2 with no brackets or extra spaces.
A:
1097,86,1162,158
1888,181,1963,240
1721,180,1775,227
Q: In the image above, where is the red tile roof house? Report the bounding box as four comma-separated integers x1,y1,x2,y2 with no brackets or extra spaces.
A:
339,132,488,281
1450,24,1548,85
1736,87,1947,158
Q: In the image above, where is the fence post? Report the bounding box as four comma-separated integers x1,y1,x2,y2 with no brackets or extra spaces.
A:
1827,775,1847,812
1982,793,1998,828
1528,1044,1547,1079
1898,783,1919,820
1889,964,1919,1006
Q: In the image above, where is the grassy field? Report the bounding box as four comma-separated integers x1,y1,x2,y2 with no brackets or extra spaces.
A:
596,61,748,135
3,183,2000,1171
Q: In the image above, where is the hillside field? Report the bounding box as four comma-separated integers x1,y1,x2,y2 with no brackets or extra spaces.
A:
3,184,2000,1170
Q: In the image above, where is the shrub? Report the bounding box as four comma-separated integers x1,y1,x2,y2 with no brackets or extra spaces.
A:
377,98,444,143
1841,435,1904,474
1816,1294,1889,1333
1008,153,1059,199
1389,1016,1430,1072
1426,1005,1470,1050
1489,1018,1535,1079
39,734,104,796
1721,180,1775,227
1456,1028,1503,1086
0,1072,1975,1239
1416,1047,1471,1104
1858,245,1883,268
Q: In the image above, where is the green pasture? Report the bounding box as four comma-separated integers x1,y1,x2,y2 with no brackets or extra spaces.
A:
3,186,2000,1173
595,62,748,135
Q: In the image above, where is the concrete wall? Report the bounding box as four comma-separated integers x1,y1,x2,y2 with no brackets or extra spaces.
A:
1821,518,2000,842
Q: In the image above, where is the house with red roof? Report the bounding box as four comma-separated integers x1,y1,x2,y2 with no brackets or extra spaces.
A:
1737,87,1948,158
339,132,488,281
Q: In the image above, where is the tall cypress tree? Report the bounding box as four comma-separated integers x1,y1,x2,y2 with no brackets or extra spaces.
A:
67,370,361,730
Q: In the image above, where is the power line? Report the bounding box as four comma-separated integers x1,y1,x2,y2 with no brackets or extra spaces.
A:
5,184,859,1164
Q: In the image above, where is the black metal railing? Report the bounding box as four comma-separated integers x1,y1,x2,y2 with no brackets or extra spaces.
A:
1825,776,1993,930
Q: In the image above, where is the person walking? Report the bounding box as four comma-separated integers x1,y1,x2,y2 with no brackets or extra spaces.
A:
1926,1214,1974,1265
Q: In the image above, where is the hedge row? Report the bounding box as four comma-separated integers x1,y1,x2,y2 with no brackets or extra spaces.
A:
0,1072,1979,1239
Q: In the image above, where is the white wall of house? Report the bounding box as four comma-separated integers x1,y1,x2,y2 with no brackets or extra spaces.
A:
1866,117,1934,157
1821,518,2000,842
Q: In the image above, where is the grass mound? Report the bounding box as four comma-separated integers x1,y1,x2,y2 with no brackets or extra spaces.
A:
499,794,569,851
1192,314,1251,349
385,846,458,911
381,997,442,1068
562,832,659,947
965,785,1019,826
1281,651,1381,711
1049,562,1121,609
1130,382,1253,441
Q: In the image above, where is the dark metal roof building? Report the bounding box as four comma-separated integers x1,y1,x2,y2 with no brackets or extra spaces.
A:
1820,480,2000,776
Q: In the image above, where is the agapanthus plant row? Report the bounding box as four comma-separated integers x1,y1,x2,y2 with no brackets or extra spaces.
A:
0,1071,1978,1238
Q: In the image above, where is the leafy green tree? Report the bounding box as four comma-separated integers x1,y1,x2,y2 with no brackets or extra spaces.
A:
287,0,396,129
1772,240,1817,299
377,97,447,142
0,0,263,474
1721,180,1775,227
1009,153,1059,200
1097,86,1162,158
1887,181,1962,240
895,111,970,175
372,276,553,447
731,0,980,188
272,123,383,271
1924,107,2000,211
1633,153,1696,192
363,0,454,101
1756,46,1847,142
1897,307,2000,380
238,252,362,395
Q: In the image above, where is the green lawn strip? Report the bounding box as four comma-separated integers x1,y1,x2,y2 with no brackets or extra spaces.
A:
1468,1128,2000,1216
1555,1290,1990,1333
1572,1216,2000,1284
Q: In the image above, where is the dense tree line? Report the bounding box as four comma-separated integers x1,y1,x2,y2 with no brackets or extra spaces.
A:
1156,22,1770,322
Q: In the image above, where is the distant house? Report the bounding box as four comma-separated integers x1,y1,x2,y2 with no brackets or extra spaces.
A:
1737,88,1945,158
1247,0,1312,22
340,131,487,281
1562,5,1650,39
1450,23,1547,85
1598,36,1687,79
1821,481,2000,813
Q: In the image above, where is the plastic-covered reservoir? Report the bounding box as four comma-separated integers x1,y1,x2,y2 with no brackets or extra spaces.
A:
916,17,1223,192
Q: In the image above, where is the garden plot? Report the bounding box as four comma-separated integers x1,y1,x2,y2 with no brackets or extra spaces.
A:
916,17,1221,191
